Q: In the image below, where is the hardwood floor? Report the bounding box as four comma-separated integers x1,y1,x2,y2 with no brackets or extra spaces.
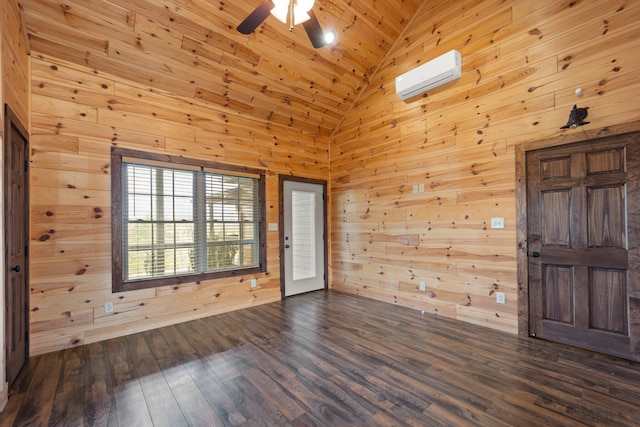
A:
2,291,640,426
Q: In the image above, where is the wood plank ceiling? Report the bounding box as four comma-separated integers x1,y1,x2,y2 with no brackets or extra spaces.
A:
20,0,424,139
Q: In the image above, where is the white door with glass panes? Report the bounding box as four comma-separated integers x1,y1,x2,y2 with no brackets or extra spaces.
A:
283,179,326,296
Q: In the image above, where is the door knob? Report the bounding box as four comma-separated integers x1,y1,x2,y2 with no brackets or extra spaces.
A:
530,252,540,258
11,265,21,272
285,244,290,249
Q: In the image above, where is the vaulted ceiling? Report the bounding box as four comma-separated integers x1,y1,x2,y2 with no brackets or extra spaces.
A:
20,0,424,138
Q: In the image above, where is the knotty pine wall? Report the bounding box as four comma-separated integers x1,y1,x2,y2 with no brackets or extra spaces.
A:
330,0,640,333
1,2,29,126
1,0,29,406
28,55,328,356
19,0,640,356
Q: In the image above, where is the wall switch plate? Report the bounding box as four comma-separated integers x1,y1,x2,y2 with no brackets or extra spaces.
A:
419,281,426,291
418,183,425,193
268,223,278,231
413,184,419,194
491,217,505,229
104,301,114,313
251,278,257,288
496,292,506,304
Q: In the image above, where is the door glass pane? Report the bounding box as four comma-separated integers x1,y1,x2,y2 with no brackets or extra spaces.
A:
292,190,316,280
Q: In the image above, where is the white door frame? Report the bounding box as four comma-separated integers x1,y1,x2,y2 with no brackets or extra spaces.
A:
279,175,327,298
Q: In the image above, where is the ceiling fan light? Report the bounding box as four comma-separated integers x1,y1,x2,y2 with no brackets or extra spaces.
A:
295,0,315,13
293,10,311,25
294,0,314,26
271,1,288,24
270,0,315,26
324,31,336,45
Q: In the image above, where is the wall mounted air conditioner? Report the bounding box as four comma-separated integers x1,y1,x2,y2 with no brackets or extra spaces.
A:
395,50,462,100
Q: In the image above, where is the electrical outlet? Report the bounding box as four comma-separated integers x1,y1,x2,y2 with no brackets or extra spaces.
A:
418,183,425,193
496,292,506,304
104,301,114,313
251,278,257,288
413,184,419,194
419,281,426,291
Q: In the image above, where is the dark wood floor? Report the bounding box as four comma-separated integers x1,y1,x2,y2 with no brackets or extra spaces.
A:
2,291,640,426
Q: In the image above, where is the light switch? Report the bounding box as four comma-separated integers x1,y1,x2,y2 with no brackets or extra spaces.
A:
104,301,114,313
268,223,278,231
491,218,504,229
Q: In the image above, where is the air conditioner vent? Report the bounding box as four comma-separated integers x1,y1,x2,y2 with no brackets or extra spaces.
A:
396,50,462,100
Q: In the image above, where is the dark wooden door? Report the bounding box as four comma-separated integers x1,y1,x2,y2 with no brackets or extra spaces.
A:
527,132,640,361
4,105,29,386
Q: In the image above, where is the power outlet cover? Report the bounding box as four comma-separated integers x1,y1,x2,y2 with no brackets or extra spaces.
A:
496,292,506,304
104,301,114,313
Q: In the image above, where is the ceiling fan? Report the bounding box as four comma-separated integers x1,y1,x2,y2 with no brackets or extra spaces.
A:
237,0,334,48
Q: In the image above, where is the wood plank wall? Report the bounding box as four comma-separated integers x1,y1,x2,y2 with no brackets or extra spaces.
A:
330,0,640,333
28,55,329,356
2,0,29,124
21,0,640,356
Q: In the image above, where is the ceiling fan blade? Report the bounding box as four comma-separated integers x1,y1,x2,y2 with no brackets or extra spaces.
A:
302,10,325,48
237,0,275,34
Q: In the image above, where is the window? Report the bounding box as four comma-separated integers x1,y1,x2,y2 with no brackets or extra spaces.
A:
112,148,266,292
